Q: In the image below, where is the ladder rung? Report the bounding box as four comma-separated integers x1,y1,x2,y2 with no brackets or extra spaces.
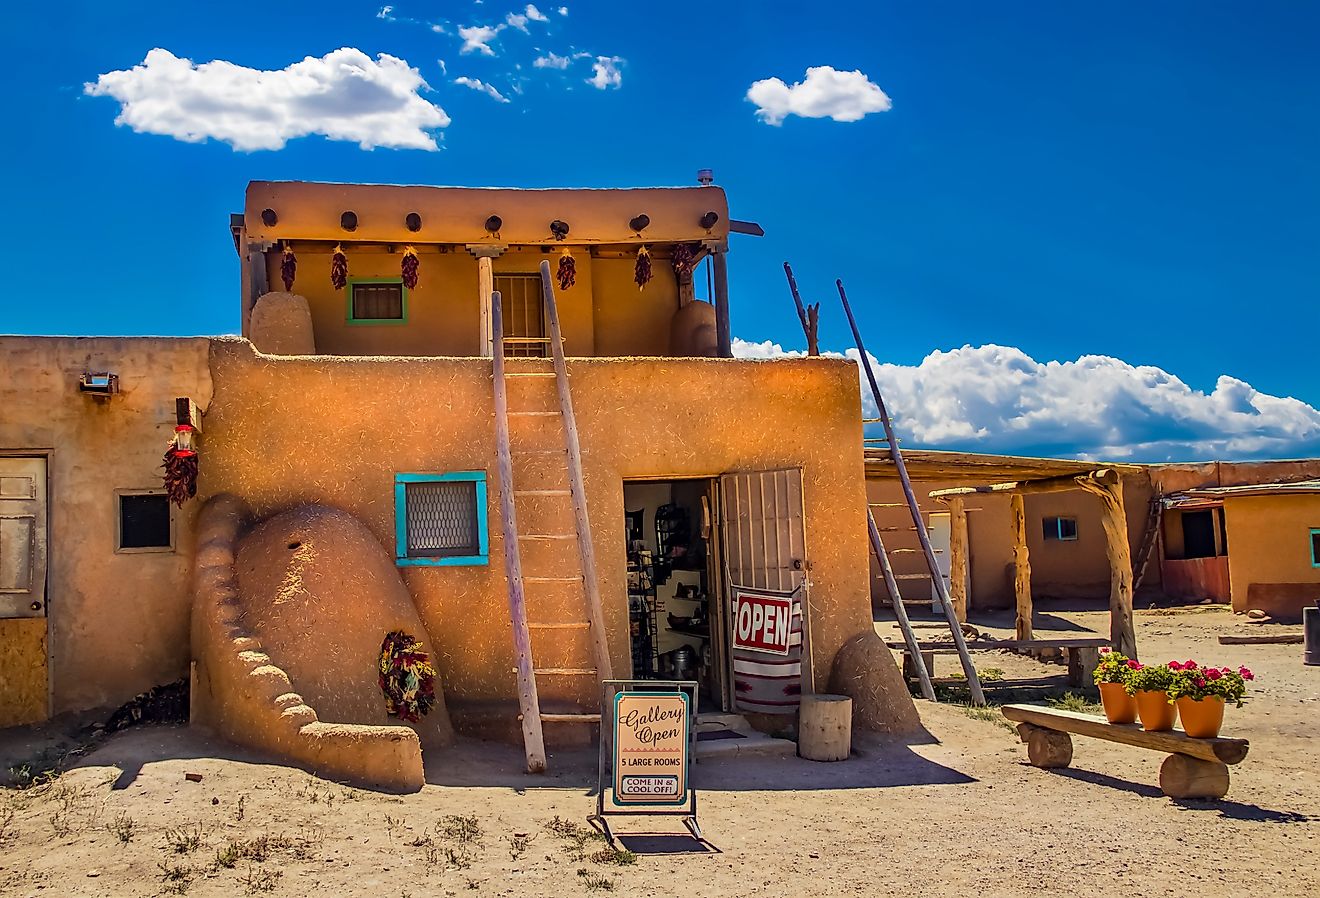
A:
528,621,590,630
519,533,576,541
508,410,560,417
515,448,566,455
515,489,571,496
524,576,582,583
868,503,909,508
532,668,597,676
540,713,601,722
893,573,931,580
504,372,556,378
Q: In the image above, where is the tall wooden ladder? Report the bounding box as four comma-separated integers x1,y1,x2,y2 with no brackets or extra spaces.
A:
491,259,613,773
1131,496,1163,592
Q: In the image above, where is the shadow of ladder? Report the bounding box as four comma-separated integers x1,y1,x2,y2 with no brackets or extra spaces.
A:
491,260,614,774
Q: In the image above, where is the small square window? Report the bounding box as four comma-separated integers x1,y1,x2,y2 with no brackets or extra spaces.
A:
1311,529,1320,568
349,280,406,323
1042,516,1078,542
117,492,173,552
395,473,488,566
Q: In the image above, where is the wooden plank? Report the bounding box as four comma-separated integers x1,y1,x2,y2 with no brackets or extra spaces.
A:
886,637,1110,652
1219,633,1303,645
491,290,547,774
948,497,969,623
1001,704,1249,765
1011,493,1032,642
538,260,614,684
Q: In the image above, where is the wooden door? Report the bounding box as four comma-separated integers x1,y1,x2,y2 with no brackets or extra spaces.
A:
719,468,812,715
928,511,951,612
0,457,47,619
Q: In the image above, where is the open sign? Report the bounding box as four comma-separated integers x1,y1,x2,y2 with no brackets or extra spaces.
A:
732,588,793,656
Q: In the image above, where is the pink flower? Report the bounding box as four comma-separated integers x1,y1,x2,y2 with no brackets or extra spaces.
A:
1239,667,1255,681
1100,647,1112,655
1127,660,1141,669
1195,677,1207,688
1206,668,1222,680
1185,660,1198,670
1168,661,1183,671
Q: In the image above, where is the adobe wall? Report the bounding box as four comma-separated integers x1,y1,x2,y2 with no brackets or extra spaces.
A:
0,336,213,722
1221,495,1320,616
198,341,873,706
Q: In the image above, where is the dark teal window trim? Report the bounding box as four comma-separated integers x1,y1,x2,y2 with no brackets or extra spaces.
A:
395,472,489,567
347,277,408,325
1310,528,1320,568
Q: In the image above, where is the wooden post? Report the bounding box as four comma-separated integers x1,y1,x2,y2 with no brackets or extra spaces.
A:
1079,475,1137,657
245,243,270,338
712,249,732,358
1011,493,1032,642
469,245,504,357
948,497,969,623
491,290,547,774
782,262,821,356
538,261,613,683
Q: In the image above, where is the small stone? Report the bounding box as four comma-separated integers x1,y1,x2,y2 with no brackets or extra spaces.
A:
212,797,219,805
185,772,203,782
86,871,101,878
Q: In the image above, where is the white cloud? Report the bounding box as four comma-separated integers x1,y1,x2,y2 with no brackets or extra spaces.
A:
437,58,447,74
587,55,623,89
533,51,570,69
458,23,505,55
558,6,569,14
454,76,510,103
746,65,892,126
506,11,528,31
525,4,549,22
731,340,1320,462
84,47,450,152
377,5,394,19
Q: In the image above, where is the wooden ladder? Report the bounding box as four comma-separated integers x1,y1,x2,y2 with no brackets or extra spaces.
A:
1131,496,1163,592
491,260,613,773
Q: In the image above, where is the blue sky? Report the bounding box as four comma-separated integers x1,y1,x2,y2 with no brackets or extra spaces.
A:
5,1,1319,460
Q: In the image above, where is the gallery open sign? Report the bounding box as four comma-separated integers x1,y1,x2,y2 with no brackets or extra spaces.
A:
732,588,793,656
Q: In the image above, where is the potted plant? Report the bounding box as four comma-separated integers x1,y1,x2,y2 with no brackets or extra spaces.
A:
1167,661,1253,738
1125,662,1178,731
1092,648,1140,723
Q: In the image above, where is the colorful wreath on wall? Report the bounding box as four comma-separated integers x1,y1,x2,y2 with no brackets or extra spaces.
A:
378,630,438,722
634,245,652,289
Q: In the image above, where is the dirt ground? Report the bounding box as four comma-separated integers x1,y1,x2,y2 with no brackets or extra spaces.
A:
2,604,1317,898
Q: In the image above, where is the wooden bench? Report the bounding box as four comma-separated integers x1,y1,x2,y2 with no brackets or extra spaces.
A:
887,637,1109,688
1001,704,1250,799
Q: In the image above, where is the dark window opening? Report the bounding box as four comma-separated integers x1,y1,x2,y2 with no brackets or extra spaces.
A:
351,281,405,321
1310,529,1320,568
1181,509,1218,559
119,494,172,550
1042,516,1078,541
496,274,547,357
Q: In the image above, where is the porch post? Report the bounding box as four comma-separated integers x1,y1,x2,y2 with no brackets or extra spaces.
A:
1079,475,1137,657
1011,492,1032,641
468,244,505,357
712,247,732,358
949,497,970,623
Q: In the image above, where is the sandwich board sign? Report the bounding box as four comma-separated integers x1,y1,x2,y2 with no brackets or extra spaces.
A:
589,680,700,845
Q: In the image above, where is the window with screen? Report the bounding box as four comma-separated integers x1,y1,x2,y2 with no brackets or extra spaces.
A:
495,274,547,357
118,492,173,551
395,472,488,566
349,280,406,322
1042,516,1078,541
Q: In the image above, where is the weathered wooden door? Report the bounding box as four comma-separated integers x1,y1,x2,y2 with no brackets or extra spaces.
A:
719,468,812,715
0,456,49,727
928,511,952,612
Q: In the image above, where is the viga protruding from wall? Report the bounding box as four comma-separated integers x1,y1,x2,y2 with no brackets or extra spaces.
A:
190,494,452,791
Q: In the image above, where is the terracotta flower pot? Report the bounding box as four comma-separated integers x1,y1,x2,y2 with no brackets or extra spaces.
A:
1134,689,1178,732
1175,696,1225,738
1098,682,1138,724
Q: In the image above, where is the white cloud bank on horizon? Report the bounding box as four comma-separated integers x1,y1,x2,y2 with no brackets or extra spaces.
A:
84,48,449,151
747,65,892,125
732,339,1320,462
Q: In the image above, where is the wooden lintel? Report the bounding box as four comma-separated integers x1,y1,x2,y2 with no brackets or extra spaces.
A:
466,243,508,258
929,468,1120,499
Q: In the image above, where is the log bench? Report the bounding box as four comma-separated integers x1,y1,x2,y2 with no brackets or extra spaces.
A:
1001,704,1250,799
887,637,1109,688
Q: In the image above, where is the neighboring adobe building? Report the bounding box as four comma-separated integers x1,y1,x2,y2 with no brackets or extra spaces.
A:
0,179,917,785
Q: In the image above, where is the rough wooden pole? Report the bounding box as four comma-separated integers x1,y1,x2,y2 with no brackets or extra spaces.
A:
782,262,820,356
491,291,547,773
1011,493,1032,642
477,255,495,357
712,250,732,358
948,497,970,623
868,509,936,702
538,260,613,683
1079,476,1137,657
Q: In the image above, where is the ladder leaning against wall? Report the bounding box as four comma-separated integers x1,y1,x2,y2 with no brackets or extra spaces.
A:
491,259,613,773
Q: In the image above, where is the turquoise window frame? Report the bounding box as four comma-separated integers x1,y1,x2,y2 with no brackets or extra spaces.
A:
347,277,409,326
1311,528,1320,568
1043,516,1079,542
394,472,489,567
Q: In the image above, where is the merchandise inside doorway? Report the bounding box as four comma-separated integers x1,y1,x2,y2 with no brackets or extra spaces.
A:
622,478,727,712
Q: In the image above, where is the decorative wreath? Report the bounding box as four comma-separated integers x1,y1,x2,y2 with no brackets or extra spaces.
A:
378,630,439,722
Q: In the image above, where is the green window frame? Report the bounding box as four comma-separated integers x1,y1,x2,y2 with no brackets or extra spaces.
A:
347,278,409,325
1310,528,1320,568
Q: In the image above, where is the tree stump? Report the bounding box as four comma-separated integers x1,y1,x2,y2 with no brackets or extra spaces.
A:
798,694,852,762
1159,753,1230,799
1017,723,1073,768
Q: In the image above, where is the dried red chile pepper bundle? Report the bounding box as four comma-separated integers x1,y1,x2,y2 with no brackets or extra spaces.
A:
280,246,297,291
331,244,348,290
162,447,198,507
634,245,652,289
557,251,576,291
401,246,420,290
671,242,695,279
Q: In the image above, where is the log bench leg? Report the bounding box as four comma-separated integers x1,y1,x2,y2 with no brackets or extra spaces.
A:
1159,754,1230,799
1016,723,1073,768
1067,646,1101,688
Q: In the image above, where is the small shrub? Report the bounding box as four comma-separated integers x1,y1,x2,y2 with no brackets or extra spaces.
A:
589,846,636,866
165,823,204,854
505,831,535,860
242,864,283,894
439,814,481,844
107,812,137,843
577,868,615,892
1047,693,1103,715
158,861,195,895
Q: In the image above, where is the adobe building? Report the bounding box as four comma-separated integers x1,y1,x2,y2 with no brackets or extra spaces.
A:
0,179,917,788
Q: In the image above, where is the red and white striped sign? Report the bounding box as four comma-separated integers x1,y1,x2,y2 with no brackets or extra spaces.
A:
732,588,793,656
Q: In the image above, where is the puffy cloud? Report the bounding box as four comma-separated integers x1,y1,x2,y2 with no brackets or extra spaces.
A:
533,51,570,69
746,65,892,125
731,340,1320,462
454,76,510,102
458,23,504,55
587,55,623,89
505,11,529,31
525,4,549,21
84,47,449,152
558,6,569,15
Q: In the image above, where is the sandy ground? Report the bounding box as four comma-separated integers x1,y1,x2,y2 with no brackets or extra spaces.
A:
2,604,1317,898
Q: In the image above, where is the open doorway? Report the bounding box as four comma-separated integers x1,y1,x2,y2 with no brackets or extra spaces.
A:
622,478,726,712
